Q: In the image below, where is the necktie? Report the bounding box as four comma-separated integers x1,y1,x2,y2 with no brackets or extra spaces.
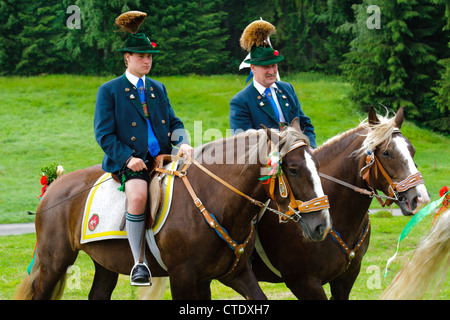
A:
264,87,280,121
137,78,160,158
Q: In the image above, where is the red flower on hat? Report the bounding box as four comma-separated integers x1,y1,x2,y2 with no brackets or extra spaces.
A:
274,50,279,56
151,42,157,48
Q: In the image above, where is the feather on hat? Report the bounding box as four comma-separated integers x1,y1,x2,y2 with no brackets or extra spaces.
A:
240,20,276,52
114,11,147,34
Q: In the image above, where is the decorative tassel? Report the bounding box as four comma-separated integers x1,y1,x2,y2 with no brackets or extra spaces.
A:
259,151,282,184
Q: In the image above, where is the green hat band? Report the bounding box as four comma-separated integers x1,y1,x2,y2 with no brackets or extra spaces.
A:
118,33,160,53
245,46,284,66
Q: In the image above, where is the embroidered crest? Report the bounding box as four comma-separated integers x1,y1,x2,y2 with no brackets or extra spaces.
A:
88,214,99,231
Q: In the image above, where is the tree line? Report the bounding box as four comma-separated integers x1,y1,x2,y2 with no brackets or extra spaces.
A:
1,0,448,133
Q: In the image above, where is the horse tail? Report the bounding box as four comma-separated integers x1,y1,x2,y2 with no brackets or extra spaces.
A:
380,208,450,300
14,253,40,300
14,253,68,300
139,277,168,299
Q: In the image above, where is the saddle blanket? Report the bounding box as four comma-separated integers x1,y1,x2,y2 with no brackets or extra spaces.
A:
80,161,179,244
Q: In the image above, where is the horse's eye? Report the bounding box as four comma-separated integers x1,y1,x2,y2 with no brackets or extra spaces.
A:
288,168,299,177
381,150,390,158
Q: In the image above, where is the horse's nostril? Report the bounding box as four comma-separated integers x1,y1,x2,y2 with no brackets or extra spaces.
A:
315,224,327,238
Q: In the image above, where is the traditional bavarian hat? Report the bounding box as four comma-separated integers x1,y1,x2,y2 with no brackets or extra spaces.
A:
115,11,160,54
240,19,284,66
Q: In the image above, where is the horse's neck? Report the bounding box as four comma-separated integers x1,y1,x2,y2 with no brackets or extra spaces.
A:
314,129,372,238
315,127,367,186
197,134,268,241
213,163,265,241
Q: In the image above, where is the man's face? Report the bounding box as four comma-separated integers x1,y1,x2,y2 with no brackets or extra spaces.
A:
251,63,278,88
126,52,152,77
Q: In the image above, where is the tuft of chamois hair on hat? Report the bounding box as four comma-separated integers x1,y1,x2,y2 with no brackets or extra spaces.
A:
240,20,276,52
114,11,147,34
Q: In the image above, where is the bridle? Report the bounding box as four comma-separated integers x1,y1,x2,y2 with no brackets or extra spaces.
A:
359,129,425,207
263,141,330,223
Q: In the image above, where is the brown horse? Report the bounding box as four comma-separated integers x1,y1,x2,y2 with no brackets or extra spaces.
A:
15,121,331,300
250,107,431,299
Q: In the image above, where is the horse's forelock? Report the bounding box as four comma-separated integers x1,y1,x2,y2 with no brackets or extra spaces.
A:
357,113,397,155
278,127,310,157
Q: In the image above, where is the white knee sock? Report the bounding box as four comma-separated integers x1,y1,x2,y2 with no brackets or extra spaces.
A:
126,212,146,264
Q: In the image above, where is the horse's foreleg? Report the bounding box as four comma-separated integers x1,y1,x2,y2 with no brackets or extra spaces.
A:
329,261,362,300
168,266,212,300
220,262,267,300
89,260,119,300
285,277,328,300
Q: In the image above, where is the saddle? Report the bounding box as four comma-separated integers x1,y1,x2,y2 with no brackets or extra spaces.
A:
116,154,180,231
146,154,180,229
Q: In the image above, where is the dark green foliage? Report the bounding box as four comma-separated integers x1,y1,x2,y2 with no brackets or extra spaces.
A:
145,0,229,75
341,0,449,132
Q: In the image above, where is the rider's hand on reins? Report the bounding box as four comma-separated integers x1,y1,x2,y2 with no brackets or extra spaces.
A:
127,157,148,172
177,143,194,159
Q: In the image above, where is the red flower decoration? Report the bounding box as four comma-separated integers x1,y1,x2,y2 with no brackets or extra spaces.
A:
40,175,48,186
151,42,157,48
440,186,449,197
274,50,279,56
38,175,48,199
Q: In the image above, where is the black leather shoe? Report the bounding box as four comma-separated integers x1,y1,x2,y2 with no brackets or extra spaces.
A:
130,263,152,286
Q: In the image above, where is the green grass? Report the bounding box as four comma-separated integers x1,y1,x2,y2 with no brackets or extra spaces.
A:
0,74,447,223
2,213,448,300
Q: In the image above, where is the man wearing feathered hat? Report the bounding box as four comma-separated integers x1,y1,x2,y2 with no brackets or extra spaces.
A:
94,11,193,286
229,20,316,148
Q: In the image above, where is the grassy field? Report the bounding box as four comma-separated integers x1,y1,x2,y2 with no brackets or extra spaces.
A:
0,73,448,299
1,213,448,300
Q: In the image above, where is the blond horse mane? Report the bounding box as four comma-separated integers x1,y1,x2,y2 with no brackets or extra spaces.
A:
316,109,398,158
380,209,450,300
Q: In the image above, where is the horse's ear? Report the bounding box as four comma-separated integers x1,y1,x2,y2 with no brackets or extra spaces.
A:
260,124,271,140
368,106,380,126
290,117,301,132
394,106,404,129
260,124,278,144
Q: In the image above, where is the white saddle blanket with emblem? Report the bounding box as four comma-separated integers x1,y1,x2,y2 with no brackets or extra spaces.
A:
80,161,178,244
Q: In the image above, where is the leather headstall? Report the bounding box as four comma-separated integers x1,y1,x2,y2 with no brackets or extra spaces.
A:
360,149,424,207
267,140,330,223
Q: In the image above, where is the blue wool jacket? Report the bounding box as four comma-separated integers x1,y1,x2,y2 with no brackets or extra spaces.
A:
229,81,316,148
94,74,189,173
